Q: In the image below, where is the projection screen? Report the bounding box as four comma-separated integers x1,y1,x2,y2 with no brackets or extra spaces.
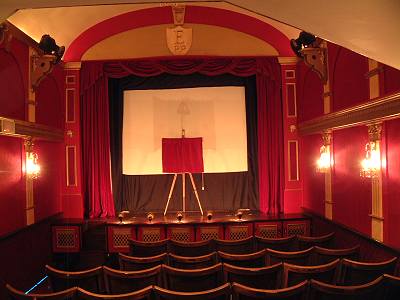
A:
122,86,248,175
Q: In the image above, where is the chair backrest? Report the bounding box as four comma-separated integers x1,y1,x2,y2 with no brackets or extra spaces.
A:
129,239,169,257
76,286,153,300
223,262,283,289
46,265,104,293
231,281,309,300
162,263,224,292
309,277,385,300
217,249,266,268
119,253,168,271
103,265,162,294
297,232,335,250
382,274,400,300
255,235,296,252
340,257,398,285
214,237,254,254
283,259,340,288
6,284,77,300
153,283,231,300
169,239,214,257
266,247,314,266
313,245,360,265
168,252,217,269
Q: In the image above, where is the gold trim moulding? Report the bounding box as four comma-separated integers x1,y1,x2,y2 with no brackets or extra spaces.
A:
0,116,63,141
298,92,400,135
369,214,384,221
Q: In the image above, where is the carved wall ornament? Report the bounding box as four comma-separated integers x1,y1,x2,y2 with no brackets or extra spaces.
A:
322,130,332,146
166,5,192,55
31,53,57,91
367,123,382,141
301,45,328,84
0,22,12,51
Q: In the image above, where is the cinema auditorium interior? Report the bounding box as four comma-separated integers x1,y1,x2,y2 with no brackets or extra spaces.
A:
1,1,400,299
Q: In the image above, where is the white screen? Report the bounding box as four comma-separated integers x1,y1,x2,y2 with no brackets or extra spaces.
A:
122,86,248,175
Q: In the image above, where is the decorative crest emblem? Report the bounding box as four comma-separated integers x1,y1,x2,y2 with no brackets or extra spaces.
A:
166,5,192,55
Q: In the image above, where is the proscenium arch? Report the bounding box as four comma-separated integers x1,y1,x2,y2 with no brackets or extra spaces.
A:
64,5,293,61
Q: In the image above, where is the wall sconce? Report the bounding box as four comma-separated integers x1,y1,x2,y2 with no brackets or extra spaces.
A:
24,138,40,179
360,124,382,178
316,131,332,173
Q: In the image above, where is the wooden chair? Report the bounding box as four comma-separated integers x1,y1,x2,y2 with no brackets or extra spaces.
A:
231,281,309,300
118,253,168,271
255,235,296,252
309,277,385,300
169,239,214,257
153,283,231,300
6,284,77,300
223,262,283,289
313,245,360,265
217,249,266,268
214,237,254,254
340,257,398,285
283,259,340,288
103,265,162,294
297,232,335,250
168,252,217,269
382,274,400,300
76,286,153,300
128,239,169,257
266,247,314,266
46,265,104,293
162,263,224,292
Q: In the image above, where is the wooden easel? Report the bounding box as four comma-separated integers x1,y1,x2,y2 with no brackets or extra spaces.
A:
163,129,204,216
163,172,203,216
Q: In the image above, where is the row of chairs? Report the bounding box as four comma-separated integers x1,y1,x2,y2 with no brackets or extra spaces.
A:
45,256,398,295
7,276,400,300
128,233,336,257
120,246,361,270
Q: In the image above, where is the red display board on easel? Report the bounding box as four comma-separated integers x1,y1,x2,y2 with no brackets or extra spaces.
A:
162,137,204,173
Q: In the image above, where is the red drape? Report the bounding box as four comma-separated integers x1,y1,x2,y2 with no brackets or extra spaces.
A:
81,57,284,217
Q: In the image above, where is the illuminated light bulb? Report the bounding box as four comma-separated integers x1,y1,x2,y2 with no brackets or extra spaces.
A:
26,152,40,179
316,145,331,173
360,142,381,178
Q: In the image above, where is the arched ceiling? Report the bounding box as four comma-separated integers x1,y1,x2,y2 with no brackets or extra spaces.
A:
2,0,400,69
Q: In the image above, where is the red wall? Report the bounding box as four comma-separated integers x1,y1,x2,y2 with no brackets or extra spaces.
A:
299,41,400,250
300,134,325,215
0,33,65,298
332,127,371,236
329,43,369,111
383,119,400,249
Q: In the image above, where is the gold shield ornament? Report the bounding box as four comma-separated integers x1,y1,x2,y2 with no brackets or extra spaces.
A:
166,26,192,55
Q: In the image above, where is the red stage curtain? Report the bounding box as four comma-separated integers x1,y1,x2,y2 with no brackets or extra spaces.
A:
162,137,204,173
81,57,283,217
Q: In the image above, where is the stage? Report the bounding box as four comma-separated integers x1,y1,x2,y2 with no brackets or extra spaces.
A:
52,211,310,254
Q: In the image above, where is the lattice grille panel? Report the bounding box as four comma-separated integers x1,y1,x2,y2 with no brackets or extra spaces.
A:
56,230,76,248
258,225,279,238
170,228,191,242
112,228,132,248
199,227,220,240
287,223,306,236
142,228,162,242
229,226,249,240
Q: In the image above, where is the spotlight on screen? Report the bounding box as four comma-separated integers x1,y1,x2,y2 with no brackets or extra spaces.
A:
290,31,316,57
38,34,65,63
147,212,154,223
118,212,124,224
207,212,213,221
236,210,243,221
176,212,183,223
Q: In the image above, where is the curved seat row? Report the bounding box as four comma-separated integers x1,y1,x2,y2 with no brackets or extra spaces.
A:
128,232,336,257
7,275,400,300
44,255,398,294
121,245,361,270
